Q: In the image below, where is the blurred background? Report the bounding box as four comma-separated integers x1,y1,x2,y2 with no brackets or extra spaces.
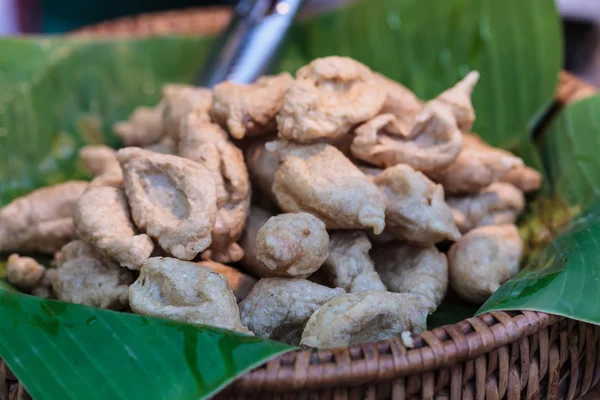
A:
0,0,598,85
1,0,599,87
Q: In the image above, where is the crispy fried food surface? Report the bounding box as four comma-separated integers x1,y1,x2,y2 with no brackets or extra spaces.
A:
322,230,386,292
52,240,134,309
254,212,329,278
272,141,386,233
6,254,46,290
448,224,523,304
373,164,460,245
178,115,251,262
129,257,251,333
239,278,344,345
372,243,448,308
0,181,88,254
117,147,217,260
277,57,386,143
197,260,257,302
211,73,293,140
245,137,280,203
162,84,213,145
300,291,434,349
73,186,154,270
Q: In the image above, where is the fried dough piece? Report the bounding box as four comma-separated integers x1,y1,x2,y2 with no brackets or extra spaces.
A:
300,291,433,349
428,133,524,195
322,231,386,292
271,141,386,233
197,260,257,302
79,145,121,177
500,165,543,192
6,254,46,289
374,73,423,131
0,181,88,254
448,224,523,304
447,182,526,233
113,104,165,147
178,116,251,263
372,243,448,308
161,84,212,144
117,148,217,260
129,257,251,333
255,212,329,278
435,71,479,132
373,164,460,245
277,57,386,143
143,135,176,155
52,240,134,309
239,278,344,345
73,186,154,270
245,138,279,203
239,206,275,277
210,73,293,139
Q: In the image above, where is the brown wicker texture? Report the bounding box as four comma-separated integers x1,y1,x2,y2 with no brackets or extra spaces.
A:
2,8,600,400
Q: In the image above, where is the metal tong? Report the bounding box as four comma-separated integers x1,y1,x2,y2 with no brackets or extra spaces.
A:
196,0,306,87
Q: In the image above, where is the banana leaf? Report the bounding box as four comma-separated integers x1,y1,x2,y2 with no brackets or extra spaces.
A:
0,0,579,398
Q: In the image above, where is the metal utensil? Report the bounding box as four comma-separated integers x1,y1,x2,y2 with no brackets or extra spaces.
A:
196,0,306,87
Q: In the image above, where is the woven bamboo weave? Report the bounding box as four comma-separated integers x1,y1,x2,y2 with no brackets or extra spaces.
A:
1,7,599,400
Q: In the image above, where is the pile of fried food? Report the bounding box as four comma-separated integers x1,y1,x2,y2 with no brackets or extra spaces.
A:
0,56,541,349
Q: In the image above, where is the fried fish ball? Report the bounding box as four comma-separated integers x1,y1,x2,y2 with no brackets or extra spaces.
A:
117,147,217,260
373,164,460,245
161,84,212,144
271,141,386,233
427,133,524,195
73,186,154,270
113,103,165,147
239,278,344,345
178,115,251,263
0,181,88,254
374,73,423,132
300,291,433,349
372,243,448,308
448,224,523,304
79,145,121,177
52,240,134,309
129,257,251,333
500,165,543,192
447,182,525,233
255,212,329,278
245,137,279,203
277,57,386,143
210,73,293,139
197,260,257,302
239,206,275,277
6,254,46,290
322,231,386,292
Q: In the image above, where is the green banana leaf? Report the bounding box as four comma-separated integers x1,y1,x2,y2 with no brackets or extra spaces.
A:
0,0,576,398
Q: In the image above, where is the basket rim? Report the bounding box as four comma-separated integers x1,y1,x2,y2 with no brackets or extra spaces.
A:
61,7,598,394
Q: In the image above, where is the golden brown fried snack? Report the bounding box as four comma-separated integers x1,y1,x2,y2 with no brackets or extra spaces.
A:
427,133,524,195
117,147,217,260
277,57,386,143
351,105,462,173
79,145,121,177
372,243,448,308
239,206,274,277
210,73,293,139
448,224,523,304
300,291,433,349
197,260,257,302
373,164,460,245
271,141,386,233
73,186,154,270
434,72,479,132
0,181,88,254
447,182,525,233
255,212,329,278
129,257,251,333
322,231,386,292
239,278,344,345
500,165,543,192
374,73,423,131
245,137,280,203
178,115,251,263
113,104,165,147
6,254,46,290
52,240,134,309
161,84,212,144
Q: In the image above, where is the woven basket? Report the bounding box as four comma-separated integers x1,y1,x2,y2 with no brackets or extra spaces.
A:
2,7,600,400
